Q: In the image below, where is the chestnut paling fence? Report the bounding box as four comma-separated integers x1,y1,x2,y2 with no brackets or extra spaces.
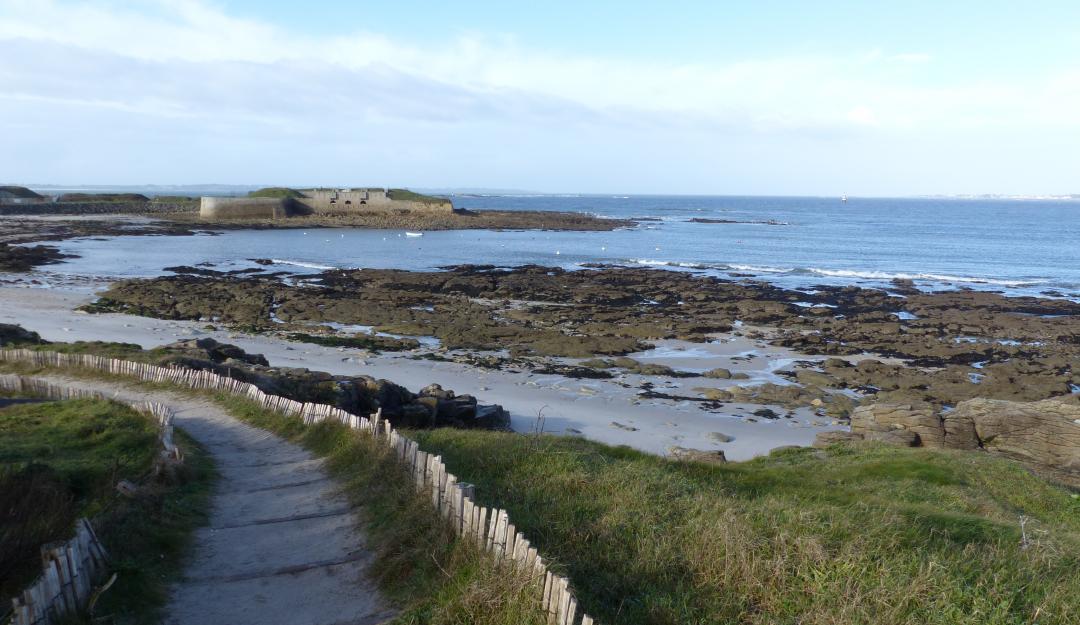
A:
0,349,596,625
0,374,181,625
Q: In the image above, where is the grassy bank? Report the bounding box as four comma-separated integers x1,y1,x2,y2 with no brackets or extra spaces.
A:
1,398,157,599
213,390,1080,624
406,429,1080,625
4,355,1078,624
0,396,214,624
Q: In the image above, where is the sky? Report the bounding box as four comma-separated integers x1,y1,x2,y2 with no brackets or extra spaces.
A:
1,0,1079,195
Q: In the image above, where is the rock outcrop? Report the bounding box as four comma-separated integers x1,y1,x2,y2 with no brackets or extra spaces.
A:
0,324,44,346
946,398,1080,471
154,338,509,430
848,402,945,447
818,397,1080,471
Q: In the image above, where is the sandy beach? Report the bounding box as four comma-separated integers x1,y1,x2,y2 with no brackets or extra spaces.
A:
0,282,847,460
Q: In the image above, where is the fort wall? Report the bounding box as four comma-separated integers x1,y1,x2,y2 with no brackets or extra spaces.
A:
199,197,289,219
200,192,454,220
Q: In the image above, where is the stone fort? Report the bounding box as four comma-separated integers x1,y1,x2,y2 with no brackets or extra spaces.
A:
199,188,454,220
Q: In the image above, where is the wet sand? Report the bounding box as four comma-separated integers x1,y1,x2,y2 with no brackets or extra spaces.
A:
0,284,848,460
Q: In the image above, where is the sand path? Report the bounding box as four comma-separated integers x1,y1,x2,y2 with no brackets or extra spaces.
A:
30,374,396,625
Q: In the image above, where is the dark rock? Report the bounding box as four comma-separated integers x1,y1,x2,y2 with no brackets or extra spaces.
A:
0,324,44,346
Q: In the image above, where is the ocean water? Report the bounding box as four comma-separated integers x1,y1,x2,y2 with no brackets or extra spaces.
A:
43,195,1080,298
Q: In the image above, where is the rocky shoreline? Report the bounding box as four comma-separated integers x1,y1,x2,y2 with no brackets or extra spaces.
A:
0,216,212,272
85,264,1080,416
173,208,633,231
0,208,632,272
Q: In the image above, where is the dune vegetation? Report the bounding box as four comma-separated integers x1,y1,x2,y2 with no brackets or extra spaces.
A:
0,396,213,624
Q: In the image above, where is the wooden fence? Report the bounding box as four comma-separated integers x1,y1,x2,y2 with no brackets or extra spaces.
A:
1,373,181,625
0,349,595,625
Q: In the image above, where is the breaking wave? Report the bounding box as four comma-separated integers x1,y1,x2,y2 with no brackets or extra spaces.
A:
623,259,1047,287
269,259,338,271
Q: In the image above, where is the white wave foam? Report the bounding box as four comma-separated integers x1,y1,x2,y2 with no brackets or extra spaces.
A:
270,259,338,271
627,258,708,269
618,259,1049,290
804,268,1045,287
726,264,793,274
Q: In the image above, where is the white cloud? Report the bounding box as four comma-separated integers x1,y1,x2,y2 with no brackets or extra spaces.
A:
890,53,933,63
4,0,1078,133
0,0,1078,192
846,106,879,126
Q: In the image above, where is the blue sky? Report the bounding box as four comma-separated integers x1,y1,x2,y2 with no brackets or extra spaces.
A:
1,0,1078,194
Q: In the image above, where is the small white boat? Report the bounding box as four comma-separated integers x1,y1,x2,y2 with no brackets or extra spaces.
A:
841,195,848,203
405,231,424,237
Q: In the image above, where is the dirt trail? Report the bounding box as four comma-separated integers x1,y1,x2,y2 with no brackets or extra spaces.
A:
34,375,396,625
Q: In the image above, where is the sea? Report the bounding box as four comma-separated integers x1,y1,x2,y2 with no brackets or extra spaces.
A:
40,195,1080,299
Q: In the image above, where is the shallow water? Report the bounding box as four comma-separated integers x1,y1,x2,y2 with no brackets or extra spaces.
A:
42,194,1080,298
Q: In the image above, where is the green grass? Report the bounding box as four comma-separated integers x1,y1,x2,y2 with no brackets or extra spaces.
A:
215,394,548,625
248,187,303,199
56,193,150,203
0,397,214,624
89,428,214,624
0,398,158,510
402,430,1080,625
388,189,448,205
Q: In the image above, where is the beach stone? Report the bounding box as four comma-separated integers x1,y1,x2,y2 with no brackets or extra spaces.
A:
418,383,454,400
703,367,732,379
667,446,727,464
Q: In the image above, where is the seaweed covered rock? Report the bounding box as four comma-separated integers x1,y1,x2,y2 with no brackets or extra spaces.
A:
0,324,44,347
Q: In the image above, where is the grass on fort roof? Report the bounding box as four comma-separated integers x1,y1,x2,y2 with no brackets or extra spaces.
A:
0,186,43,199
247,187,303,199
388,188,447,204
